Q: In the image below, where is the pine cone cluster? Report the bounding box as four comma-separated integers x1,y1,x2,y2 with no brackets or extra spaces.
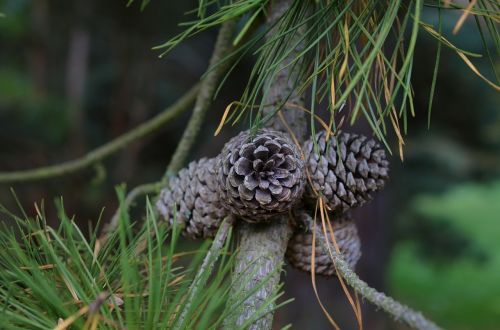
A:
156,127,389,246
156,158,228,239
216,129,305,222
303,131,389,212
286,210,361,276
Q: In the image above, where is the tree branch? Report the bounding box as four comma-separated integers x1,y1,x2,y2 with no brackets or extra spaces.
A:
103,180,164,236
225,1,306,329
166,19,237,175
102,20,237,236
307,216,441,330
0,85,199,184
224,218,293,330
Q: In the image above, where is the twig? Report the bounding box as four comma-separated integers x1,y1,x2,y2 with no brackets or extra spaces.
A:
173,219,233,329
166,19,237,174
225,1,306,329
0,86,199,184
102,180,164,236
102,20,237,236
305,215,441,330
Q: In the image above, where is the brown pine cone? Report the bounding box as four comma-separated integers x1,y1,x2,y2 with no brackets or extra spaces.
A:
304,131,389,212
156,158,227,239
286,210,361,276
217,129,305,222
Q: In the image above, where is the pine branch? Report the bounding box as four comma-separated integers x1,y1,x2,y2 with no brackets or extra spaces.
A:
224,1,306,329
166,19,237,174
102,20,237,237
224,218,293,330
0,86,199,184
306,215,441,330
103,180,164,236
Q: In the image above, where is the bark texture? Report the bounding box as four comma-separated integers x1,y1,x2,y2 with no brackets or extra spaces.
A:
261,3,307,141
225,218,292,328
224,1,306,328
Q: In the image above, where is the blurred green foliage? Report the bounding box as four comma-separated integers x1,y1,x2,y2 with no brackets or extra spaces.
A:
389,180,500,329
0,0,30,38
0,67,68,145
0,67,40,108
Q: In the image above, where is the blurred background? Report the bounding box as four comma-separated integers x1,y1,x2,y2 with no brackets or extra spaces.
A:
0,1,498,329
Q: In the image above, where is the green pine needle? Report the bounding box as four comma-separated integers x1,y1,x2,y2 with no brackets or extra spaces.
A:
152,0,499,153
0,188,285,329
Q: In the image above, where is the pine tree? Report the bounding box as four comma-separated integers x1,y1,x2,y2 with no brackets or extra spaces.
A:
0,1,498,329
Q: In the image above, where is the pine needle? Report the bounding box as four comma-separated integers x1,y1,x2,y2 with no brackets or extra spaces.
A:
311,202,341,330
452,0,478,35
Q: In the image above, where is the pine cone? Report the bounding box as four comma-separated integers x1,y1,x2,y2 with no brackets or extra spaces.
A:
217,129,305,222
286,210,361,276
156,158,227,239
304,131,389,212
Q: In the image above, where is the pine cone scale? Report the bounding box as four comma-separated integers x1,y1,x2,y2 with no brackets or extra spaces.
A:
217,129,305,222
304,131,389,212
286,210,361,277
156,157,227,239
